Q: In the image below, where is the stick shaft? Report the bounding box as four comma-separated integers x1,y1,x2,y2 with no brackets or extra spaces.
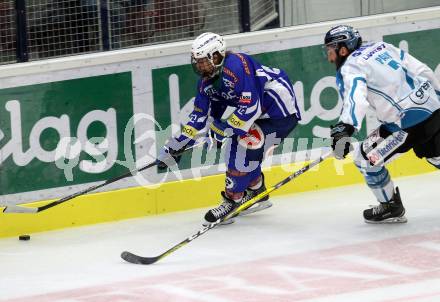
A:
4,143,201,213
121,150,333,264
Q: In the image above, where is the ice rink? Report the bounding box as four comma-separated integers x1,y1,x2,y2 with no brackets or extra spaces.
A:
1,171,440,302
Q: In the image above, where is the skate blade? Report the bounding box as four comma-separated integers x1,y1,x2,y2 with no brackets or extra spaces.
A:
239,201,273,216
364,215,408,224
202,218,235,227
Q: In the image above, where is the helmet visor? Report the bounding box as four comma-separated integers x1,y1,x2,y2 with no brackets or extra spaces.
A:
322,43,338,59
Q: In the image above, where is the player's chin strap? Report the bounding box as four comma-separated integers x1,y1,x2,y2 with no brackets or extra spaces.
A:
2,140,206,214
120,148,333,265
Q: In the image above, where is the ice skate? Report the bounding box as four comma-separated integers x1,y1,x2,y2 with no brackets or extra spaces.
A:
238,174,272,216
363,187,407,224
203,192,240,226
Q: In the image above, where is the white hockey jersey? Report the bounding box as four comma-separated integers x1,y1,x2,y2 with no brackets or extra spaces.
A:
337,41,440,130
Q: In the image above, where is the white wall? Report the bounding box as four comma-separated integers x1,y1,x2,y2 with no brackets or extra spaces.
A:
280,0,440,26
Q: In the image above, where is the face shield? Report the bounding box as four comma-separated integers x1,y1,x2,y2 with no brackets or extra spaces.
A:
323,42,348,70
322,43,339,59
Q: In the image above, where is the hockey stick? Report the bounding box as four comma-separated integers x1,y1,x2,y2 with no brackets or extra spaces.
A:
2,144,199,214
121,149,333,265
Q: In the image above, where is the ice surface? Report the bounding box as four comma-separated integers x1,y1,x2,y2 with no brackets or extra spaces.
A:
1,171,440,302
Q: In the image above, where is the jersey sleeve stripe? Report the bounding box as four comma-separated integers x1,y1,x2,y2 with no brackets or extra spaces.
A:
274,79,298,114
349,77,367,128
276,77,301,118
336,71,345,98
401,67,415,90
277,77,295,99
267,89,289,116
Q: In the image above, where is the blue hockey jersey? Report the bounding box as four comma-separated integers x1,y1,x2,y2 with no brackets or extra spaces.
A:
179,52,300,141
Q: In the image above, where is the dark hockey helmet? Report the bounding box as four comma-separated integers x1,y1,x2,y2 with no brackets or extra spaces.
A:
324,25,362,51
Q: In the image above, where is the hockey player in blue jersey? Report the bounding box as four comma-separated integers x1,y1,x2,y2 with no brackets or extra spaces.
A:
324,25,440,223
159,32,301,224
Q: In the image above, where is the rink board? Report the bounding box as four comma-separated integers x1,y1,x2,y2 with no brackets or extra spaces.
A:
0,7,439,237
0,152,436,238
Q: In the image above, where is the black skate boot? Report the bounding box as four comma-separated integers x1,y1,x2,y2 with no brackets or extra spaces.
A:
238,174,272,216
204,192,240,225
363,187,407,224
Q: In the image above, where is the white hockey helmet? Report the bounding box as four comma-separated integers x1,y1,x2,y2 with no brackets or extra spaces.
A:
191,32,226,78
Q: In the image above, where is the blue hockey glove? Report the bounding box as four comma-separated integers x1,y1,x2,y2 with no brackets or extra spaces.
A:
208,119,234,148
330,122,355,159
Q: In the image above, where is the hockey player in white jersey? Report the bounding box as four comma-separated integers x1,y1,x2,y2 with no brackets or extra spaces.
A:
324,25,440,223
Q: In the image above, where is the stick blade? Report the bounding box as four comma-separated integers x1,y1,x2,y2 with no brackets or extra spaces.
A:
3,205,39,213
121,251,159,265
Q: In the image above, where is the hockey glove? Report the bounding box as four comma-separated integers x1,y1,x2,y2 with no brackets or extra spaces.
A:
208,119,234,148
157,137,190,170
330,122,355,159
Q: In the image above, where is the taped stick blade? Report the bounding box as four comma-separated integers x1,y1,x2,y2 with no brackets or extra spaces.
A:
3,205,39,213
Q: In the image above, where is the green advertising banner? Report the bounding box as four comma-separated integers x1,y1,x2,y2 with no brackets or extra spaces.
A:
152,45,367,170
152,28,440,173
384,28,440,71
2,26,439,198
0,72,134,195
